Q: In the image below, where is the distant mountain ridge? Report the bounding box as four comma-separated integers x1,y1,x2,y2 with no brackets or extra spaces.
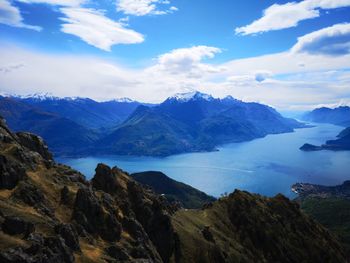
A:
300,126,350,151
94,91,305,156
302,106,350,127
9,93,145,129
0,91,305,157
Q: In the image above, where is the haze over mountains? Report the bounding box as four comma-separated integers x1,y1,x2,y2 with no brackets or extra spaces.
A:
300,106,350,151
0,91,304,157
302,106,350,127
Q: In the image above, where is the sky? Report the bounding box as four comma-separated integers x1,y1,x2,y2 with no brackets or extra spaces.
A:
0,0,350,111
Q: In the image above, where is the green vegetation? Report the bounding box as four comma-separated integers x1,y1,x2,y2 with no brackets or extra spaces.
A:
301,197,350,254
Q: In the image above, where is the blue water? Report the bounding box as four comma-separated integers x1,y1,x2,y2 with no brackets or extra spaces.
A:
57,123,350,198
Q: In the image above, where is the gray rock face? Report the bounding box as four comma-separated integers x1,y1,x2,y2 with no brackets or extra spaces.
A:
2,216,35,237
72,187,122,242
16,132,53,161
0,155,26,190
54,224,80,252
91,163,120,194
0,235,74,263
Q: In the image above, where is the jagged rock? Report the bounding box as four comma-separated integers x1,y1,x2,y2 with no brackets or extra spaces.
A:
60,186,70,205
54,224,80,251
40,236,74,263
0,155,26,190
72,187,122,242
2,216,35,237
12,181,44,206
122,217,145,241
105,245,129,261
12,181,54,217
201,226,215,243
16,132,53,161
127,181,175,262
0,247,34,263
91,163,122,194
0,235,74,263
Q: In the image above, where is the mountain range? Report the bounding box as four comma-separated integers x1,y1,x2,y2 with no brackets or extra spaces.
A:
302,106,350,127
300,106,350,151
0,117,346,262
0,91,305,157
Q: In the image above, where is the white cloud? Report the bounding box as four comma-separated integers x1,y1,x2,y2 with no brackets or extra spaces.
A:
292,23,350,55
1,24,350,110
235,0,350,35
0,0,41,31
17,0,84,6
116,0,177,16
149,46,224,77
60,7,144,51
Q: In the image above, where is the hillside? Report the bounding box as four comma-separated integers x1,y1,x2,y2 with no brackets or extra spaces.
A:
302,106,350,126
15,95,142,129
131,171,216,209
0,97,99,156
96,92,304,156
293,181,350,254
300,126,350,151
0,115,346,262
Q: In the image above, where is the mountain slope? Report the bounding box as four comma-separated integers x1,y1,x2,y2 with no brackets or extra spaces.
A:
300,126,350,151
12,95,142,129
293,181,350,254
0,117,346,262
98,92,304,156
0,96,98,156
131,171,216,209
302,106,350,126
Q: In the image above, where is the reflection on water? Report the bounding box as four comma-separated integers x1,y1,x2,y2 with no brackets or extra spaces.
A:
58,123,350,198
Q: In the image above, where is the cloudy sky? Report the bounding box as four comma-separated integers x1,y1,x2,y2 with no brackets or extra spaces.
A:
0,0,350,110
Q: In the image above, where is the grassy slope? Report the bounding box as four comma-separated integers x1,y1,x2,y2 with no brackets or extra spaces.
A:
301,197,350,254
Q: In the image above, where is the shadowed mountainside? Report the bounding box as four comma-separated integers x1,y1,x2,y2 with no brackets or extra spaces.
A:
94,92,305,156
293,181,350,254
131,171,216,209
302,106,350,127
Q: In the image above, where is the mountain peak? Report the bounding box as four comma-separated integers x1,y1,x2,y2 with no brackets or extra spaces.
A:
168,91,214,102
112,97,135,103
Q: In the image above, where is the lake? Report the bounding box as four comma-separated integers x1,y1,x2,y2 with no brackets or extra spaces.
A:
57,123,350,198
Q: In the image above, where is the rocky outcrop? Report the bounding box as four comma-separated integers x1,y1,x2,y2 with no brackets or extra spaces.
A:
0,155,26,190
72,187,122,242
16,132,53,161
2,216,35,237
91,163,123,194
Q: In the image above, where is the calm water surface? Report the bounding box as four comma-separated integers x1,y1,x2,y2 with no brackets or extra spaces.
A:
57,123,350,198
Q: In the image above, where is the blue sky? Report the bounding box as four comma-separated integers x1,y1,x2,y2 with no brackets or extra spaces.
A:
0,0,350,110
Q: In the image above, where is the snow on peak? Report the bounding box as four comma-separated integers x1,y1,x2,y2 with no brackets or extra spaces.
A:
6,92,59,101
169,91,214,102
113,97,134,103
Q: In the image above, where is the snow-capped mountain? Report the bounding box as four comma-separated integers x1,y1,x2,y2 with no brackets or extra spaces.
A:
168,91,214,102
111,97,135,103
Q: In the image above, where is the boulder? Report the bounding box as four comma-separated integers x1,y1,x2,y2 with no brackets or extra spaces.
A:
2,216,35,237
54,224,80,252
16,132,53,161
0,155,26,190
72,187,122,241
